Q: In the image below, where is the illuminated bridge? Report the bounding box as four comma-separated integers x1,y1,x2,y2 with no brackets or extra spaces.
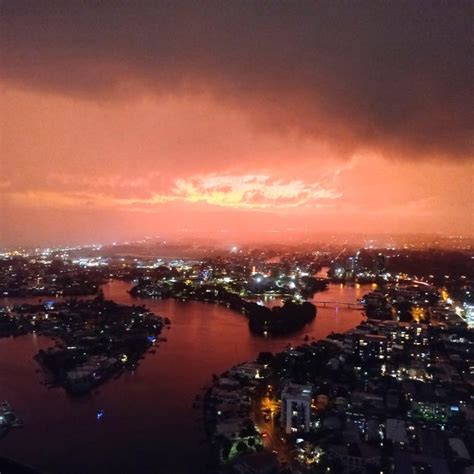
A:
314,301,364,310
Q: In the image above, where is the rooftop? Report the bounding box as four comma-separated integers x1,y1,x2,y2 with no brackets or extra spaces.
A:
281,382,312,401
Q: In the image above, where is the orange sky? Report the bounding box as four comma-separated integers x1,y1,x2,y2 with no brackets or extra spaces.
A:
0,2,472,246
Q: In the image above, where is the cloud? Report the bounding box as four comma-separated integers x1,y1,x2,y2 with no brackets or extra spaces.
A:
1,3,472,245
4,174,341,212
173,174,341,209
1,1,472,161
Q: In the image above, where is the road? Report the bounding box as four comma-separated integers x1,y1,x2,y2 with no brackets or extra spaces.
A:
251,391,294,467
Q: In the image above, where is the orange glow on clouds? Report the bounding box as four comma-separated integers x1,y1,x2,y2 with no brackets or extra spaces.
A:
0,86,472,245
1,1,472,245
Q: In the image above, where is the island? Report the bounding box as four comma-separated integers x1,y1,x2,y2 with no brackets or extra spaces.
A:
0,296,169,395
130,281,317,336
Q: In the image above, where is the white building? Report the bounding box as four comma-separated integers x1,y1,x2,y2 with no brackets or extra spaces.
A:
281,383,312,434
464,303,474,328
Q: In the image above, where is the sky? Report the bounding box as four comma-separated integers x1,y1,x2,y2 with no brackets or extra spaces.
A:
0,1,472,246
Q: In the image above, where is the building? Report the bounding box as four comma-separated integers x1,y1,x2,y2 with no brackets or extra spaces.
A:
353,334,388,362
385,418,408,446
229,362,265,380
280,382,312,434
328,443,381,473
464,303,474,328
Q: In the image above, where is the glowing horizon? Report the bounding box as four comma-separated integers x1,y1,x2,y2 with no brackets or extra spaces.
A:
0,2,472,246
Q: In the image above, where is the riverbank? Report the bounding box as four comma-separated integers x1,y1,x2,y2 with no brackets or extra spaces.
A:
1,297,168,396
197,280,473,473
130,282,319,336
0,280,367,474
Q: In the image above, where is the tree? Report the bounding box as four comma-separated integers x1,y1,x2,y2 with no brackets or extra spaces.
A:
236,441,248,453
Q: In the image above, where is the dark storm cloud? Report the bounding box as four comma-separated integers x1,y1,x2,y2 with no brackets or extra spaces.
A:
1,1,472,160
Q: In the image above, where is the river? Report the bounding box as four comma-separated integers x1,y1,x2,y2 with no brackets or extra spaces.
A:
0,279,370,474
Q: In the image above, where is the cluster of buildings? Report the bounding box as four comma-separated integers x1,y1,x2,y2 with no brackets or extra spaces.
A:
362,281,468,326
0,298,167,395
0,255,102,297
129,254,327,303
203,362,279,471
269,316,474,473
329,249,388,282
201,277,473,473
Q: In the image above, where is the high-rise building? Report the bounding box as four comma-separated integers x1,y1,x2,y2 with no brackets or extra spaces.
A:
281,383,312,434
355,334,388,362
464,303,474,328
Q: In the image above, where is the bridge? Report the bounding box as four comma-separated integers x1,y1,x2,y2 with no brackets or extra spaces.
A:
314,300,364,310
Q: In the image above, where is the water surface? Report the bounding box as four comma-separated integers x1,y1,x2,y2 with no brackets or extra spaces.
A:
0,280,368,473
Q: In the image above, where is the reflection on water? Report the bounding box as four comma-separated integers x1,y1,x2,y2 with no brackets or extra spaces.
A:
0,280,368,474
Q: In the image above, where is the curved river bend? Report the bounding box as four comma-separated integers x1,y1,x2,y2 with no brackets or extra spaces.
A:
0,280,369,474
